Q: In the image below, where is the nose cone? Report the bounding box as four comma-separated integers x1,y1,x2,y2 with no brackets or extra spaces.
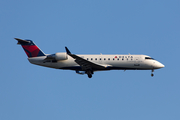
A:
154,61,165,69
158,62,165,68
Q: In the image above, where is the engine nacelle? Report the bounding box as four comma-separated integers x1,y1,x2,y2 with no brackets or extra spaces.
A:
55,52,68,61
46,52,68,61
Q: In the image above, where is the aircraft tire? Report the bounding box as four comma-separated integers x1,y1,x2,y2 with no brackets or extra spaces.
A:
88,74,92,78
151,73,154,77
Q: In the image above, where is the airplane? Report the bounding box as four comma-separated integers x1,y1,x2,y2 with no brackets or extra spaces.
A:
15,38,164,78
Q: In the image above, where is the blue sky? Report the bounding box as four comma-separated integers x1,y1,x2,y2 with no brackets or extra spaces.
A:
0,0,180,120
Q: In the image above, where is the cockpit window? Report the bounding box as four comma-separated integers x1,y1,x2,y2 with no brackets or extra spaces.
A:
145,57,154,60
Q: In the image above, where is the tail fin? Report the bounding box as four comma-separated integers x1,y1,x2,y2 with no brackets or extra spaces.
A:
15,38,46,58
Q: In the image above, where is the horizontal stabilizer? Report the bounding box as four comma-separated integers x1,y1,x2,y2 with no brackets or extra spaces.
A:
15,38,30,45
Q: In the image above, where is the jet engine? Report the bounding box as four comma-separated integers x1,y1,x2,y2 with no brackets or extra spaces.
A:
46,52,68,61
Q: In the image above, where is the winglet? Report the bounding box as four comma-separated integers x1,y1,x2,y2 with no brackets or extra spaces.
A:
65,47,71,54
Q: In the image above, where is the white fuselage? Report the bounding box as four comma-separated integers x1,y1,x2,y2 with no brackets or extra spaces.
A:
28,54,164,71
15,38,164,78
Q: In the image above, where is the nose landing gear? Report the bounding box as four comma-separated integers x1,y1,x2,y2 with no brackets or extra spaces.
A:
151,69,154,77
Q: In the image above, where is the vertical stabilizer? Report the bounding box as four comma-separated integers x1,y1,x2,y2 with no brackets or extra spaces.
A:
15,38,45,58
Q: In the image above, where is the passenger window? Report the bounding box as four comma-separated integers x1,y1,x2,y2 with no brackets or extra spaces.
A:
122,56,124,58
104,58,106,60
87,58,88,60
119,56,121,58
100,58,101,60
125,56,127,58
95,58,97,60
108,58,110,60
122,58,124,60
117,58,119,60
131,56,133,58
91,58,93,60
113,58,115,60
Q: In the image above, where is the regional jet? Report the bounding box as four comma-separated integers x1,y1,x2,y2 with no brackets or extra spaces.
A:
15,38,164,78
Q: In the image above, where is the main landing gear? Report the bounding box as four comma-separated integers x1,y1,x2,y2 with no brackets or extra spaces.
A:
86,70,94,78
151,69,154,77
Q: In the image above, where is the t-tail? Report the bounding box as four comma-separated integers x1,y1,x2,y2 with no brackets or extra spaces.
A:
15,38,46,58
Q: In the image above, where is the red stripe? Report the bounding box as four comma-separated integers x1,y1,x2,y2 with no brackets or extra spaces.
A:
22,45,40,57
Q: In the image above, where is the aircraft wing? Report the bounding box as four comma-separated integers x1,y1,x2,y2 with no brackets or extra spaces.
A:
65,47,107,71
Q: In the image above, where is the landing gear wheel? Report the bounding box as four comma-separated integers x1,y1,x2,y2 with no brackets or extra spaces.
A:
151,73,154,77
86,70,93,78
88,74,92,78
